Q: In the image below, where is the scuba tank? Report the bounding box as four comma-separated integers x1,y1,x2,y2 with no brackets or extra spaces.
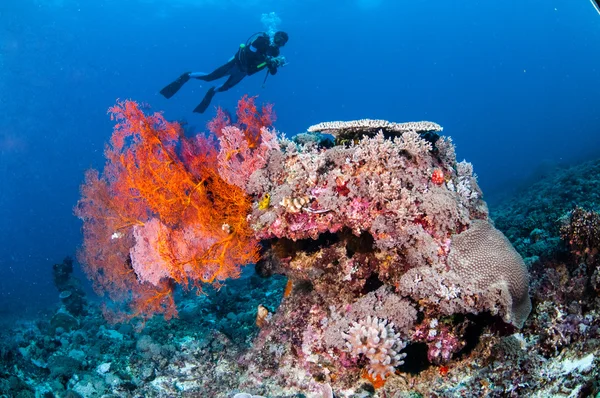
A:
236,32,266,69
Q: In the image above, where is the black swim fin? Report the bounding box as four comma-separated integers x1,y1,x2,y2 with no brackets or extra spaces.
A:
160,72,191,99
193,87,217,114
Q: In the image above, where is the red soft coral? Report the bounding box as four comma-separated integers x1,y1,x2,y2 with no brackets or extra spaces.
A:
75,100,260,321
235,94,276,149
208,94,276,149
207,95,280,189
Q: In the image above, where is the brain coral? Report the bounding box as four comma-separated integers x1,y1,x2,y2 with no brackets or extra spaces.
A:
448,219,532,328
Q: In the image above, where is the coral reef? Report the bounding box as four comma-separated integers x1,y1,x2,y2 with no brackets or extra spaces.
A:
225,113,535,394
560,207,600,265
5,98,600,397
73,98,536,394
492,158,600,259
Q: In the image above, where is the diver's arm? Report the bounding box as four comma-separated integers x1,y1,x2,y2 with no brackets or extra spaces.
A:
268,63,278,75
266,56,285,75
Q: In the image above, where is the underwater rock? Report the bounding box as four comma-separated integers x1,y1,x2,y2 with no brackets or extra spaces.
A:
50,311,80,334
47,355,82,383
247,123,528,324
52,257,87,317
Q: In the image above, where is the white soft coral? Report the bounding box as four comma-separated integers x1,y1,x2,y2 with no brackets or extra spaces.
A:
343,316,407,379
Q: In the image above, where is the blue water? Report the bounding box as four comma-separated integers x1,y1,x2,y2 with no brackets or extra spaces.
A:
1,0,599,316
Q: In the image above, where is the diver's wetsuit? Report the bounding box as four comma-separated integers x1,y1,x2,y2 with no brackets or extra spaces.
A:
193,33,281,90
159,32,284,114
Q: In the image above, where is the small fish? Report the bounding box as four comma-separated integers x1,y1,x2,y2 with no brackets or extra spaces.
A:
258,193,271,210
303,207,331,214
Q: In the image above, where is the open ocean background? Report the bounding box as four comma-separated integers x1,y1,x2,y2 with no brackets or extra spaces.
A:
1,0,599,318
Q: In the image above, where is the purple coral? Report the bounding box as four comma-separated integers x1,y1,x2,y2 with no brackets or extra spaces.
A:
413,318,465,364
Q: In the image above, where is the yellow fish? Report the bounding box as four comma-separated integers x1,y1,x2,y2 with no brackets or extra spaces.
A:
258,193,271,210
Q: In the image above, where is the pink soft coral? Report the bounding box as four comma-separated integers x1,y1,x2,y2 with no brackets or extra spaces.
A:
217,125,279,189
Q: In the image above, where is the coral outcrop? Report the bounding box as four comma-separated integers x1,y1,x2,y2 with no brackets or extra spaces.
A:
233,115,532,391
69,98,540,395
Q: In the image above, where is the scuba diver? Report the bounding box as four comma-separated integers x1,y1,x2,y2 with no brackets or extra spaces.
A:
160,31,289,114
592,0,600,14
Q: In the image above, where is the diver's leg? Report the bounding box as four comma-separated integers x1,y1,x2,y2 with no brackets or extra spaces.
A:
159,71,192,99
215,66,246,92
191,59,236,81
193,66,246,114
193,87,217,114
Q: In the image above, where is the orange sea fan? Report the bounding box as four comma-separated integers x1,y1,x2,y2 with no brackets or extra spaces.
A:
75,100,260,320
